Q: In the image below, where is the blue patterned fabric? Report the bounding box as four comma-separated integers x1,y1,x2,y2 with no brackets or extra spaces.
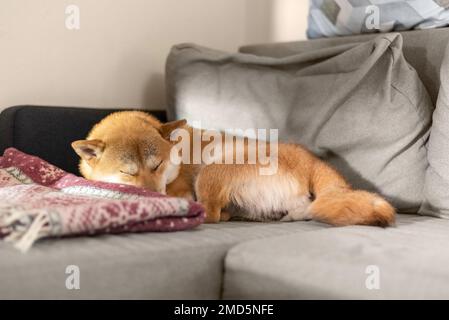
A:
308,0,449,39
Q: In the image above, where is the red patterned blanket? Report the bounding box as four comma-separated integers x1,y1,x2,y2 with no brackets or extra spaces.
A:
0,148,204,252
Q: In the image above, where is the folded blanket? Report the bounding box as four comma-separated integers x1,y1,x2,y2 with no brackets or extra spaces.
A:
0,148,205,252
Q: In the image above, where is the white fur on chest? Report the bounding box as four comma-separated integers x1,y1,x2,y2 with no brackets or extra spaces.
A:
229,174,311,221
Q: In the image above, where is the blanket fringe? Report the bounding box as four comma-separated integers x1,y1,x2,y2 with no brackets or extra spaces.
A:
0,208,27,227
0,207,49,253
13,211,49,253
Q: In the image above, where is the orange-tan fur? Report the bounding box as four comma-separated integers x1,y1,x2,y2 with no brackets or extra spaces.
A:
72,111,396,227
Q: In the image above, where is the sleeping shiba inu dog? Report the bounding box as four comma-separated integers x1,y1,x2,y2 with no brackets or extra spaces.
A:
71,111,395,226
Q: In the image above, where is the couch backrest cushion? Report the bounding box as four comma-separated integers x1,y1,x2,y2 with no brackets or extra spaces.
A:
166,34,432,212
420,42,449,217
240,28,449,105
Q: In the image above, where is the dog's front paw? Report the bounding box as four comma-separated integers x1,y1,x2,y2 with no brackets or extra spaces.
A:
280,213,294,222
280,208,312,222
204,211,221,223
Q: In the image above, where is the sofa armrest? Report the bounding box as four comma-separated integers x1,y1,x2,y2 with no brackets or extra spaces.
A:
0,105,167,175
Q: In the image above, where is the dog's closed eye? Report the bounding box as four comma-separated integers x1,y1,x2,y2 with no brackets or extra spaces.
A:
152,160,163,172
120,170,137,176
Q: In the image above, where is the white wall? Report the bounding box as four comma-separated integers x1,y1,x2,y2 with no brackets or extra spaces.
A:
0,0,308,112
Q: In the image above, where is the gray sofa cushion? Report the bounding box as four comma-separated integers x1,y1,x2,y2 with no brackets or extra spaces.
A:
0,220,325,299
420,42,449,218
223,214,449,299
240,28,449,105
166,33,432,212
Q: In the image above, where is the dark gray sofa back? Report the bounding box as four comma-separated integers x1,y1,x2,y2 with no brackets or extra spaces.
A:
0,106,166,174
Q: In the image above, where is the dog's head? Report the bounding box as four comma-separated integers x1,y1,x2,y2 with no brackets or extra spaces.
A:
71,111,186,194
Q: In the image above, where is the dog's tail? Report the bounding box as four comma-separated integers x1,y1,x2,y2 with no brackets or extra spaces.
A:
307,160,395,227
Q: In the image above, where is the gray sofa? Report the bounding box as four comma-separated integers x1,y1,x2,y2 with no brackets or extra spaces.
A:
2,28,449,299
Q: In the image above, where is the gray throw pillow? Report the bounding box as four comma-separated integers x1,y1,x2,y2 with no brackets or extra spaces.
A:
308,0,449,39
420,42,449,217
166,33,432,213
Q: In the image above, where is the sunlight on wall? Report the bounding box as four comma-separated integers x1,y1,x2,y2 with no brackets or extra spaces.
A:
245,0,308,43
0,0,310,111
271,0,308,42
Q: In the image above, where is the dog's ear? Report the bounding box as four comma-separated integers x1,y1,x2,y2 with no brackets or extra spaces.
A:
71,139,105,163
159,119,187,140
